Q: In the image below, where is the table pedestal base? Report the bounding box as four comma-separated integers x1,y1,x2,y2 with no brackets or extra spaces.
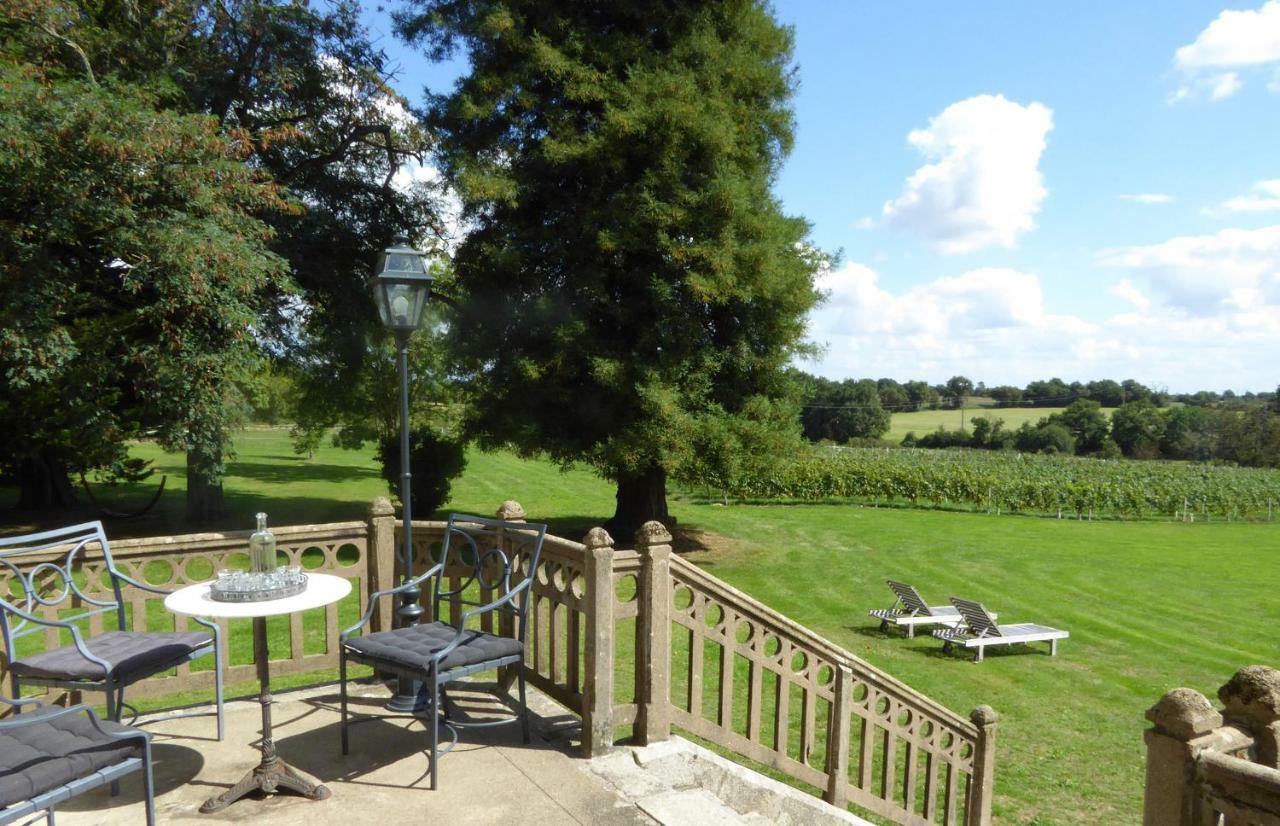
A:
199,754,330,813
200,615,331,814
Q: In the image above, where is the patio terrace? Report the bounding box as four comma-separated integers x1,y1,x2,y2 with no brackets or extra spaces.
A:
55,680,871,825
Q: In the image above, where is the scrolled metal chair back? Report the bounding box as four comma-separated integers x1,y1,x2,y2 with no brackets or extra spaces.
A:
432,514,546,641
0,521,126,655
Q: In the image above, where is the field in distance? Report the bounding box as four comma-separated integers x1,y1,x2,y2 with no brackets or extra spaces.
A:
887,405,1103,442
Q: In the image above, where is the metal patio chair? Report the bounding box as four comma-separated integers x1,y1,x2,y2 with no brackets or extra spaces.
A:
338,513,546,789
0,521,224,738
0,695,155,825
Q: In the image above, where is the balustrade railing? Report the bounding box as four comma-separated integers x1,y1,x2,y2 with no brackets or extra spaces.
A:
0,502,993,825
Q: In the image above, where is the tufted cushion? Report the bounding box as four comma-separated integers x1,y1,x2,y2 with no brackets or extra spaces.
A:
345,621,523,674
10,630,213,683
0,707,142,808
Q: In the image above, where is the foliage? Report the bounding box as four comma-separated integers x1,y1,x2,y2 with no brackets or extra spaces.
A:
720,445,1280,519
1046,399,1109,454
174,0,449,442
0,64,289,508
944,375,973,409
2,0,443,517
376,426,468,517
800,377,890,443
402,0,821,532
1110,400,1164,458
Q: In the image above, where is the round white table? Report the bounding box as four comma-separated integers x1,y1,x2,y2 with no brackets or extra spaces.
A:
166,573,352,814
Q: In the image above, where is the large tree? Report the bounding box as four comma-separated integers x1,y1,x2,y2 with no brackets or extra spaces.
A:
400,0,821,535
0,63,288,512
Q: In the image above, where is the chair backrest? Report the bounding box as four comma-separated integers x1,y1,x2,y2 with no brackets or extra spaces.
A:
950,597,1001,637
886,580,931,616
432,514,547,643
0,522,126,654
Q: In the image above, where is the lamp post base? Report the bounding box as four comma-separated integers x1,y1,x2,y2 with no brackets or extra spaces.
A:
385,678,435,715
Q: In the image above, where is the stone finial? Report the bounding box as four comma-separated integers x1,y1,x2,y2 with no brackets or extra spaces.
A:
369,496,395,517
635,520,672,547
496,500,526,521
583,527,614,550
1219,665,1280,727
970,705,999,727
1147,687,1222,739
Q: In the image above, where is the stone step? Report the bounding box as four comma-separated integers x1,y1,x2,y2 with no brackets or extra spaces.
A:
583,736,875,826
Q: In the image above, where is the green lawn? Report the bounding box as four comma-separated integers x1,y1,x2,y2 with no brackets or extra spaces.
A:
887,407,1081,443
3,428,1276,825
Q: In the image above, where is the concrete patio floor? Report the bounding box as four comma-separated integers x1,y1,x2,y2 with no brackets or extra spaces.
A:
53,680,869,825
56,680,651,825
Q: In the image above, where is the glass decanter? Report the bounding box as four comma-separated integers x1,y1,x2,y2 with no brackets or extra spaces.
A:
249,512,277,574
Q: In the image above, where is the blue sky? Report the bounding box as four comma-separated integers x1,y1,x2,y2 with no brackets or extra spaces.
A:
364,2,1280,393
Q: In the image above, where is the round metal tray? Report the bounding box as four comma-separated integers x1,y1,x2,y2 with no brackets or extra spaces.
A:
210,572,308,603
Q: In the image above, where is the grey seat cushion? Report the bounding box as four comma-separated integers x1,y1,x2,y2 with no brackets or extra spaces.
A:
0,707,142,808
10,630,213,683
345,621,523,674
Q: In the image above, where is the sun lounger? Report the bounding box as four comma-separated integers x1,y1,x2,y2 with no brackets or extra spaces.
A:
868,580,993,638
932,597,1068,662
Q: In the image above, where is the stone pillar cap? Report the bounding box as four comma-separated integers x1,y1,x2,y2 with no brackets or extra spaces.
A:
635,521,673,546
369,496,395,517
1220,665,1280,727
584,527,615,549
1147,688,1222,739
497,500,526,521
970,705,999,726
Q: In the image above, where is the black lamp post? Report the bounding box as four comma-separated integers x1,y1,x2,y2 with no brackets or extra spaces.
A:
371,234,434,713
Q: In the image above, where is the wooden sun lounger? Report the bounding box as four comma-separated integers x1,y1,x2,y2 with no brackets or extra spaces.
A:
869,580,994,638
932,597,1068,662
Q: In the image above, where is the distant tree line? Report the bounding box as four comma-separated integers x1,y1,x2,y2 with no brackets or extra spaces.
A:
793,370,1280,468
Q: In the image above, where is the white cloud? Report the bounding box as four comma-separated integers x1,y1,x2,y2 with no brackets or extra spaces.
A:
1176,1,1280,69
1119,193,1175,204
1211,71,1244,98
1172,2,1280,99
876,94,1054,255
1098,224,1280,314
1214,179,1280,213
1109,279,1151,311
803,255,1280,392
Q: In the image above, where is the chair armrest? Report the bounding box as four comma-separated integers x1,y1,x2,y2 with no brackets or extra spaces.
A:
0,695,44,711
427,578,533,667
340,563,443,641
0,601,114,675
108,568,174,596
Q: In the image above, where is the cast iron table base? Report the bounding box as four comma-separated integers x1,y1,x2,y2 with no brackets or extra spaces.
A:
200,616,330,813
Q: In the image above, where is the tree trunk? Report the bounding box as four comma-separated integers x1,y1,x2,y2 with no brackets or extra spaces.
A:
606,464,673,542
185,446,226,524
16,449,78,510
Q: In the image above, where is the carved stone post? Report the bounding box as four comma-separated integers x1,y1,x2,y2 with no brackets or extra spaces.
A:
967,705,999,826
1142,688,1224,825
824,664,854,808
636,521,673,746
582,527,615,757
367,498,397,632
496,500,526,691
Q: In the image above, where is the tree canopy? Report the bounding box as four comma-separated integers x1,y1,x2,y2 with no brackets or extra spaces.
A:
0,63,289,510
400,0,822,535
